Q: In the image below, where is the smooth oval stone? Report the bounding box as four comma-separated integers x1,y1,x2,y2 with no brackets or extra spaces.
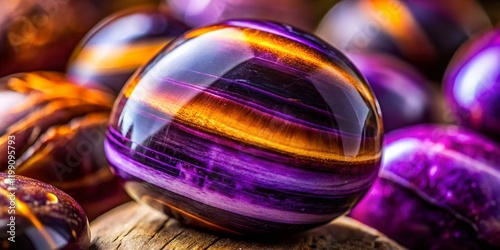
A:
105,20,383,235
316,0,491,81
350,125,500,249
349,53,435,131
165,0,335,32
0,72,129,220
0,173,90,249
444,29,500,142
68,7,190,95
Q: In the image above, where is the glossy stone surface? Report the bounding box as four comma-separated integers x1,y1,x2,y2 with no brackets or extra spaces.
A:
350,125,500,249
0,173,90,249
348,53,435,131
0,72,129,220
106,20,383,235
68,7,190,95
0,0,159,77
316,0,491,81
166,0,336,32
444,29,500,142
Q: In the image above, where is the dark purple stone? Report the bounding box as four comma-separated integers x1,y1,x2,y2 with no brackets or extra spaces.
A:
348,53,435,131
316,0,491,81
0,173,90,249
444,28,500,142
350,125,500,249
105,20,383,235
67,7,190,95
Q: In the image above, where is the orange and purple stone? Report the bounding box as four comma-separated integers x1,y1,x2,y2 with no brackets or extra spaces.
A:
67,7,190,95
316,0,491,81
0,173,90,249
444,29,500,142
0,72,129,220
350,125,500,249
105,20,384,235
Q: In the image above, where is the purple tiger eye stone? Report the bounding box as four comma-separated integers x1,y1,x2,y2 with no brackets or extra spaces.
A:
0,173,90,250
105,20,383,235
68,7,190,95
350,125,500,249
316,0,491,81
348,53,435,131
444,29,500,142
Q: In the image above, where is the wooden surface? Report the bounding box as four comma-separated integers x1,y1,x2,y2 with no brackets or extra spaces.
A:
90,202,404,250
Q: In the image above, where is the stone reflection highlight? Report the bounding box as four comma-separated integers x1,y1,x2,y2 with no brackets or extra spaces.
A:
105,20,383,235
444,29,500,142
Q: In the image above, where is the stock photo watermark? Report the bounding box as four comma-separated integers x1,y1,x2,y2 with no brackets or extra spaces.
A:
5,135,17,242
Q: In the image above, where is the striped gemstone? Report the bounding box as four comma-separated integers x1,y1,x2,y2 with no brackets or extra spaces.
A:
105,20,383,235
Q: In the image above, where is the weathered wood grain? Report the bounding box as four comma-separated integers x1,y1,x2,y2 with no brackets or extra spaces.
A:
90,202,404,250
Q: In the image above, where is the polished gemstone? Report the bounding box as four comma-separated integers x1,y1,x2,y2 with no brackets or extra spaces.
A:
316,0,491,81
0,72,129,220
68,7,190,95
348,53,435,131
0,173,90,250
105,20,383,235
444,29,500,142
350,125,500,249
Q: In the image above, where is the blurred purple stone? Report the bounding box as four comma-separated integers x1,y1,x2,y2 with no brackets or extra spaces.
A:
349,53,435,131
316,0,491,81
444,29,500,142
105,20,383,235
350,125,500,249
